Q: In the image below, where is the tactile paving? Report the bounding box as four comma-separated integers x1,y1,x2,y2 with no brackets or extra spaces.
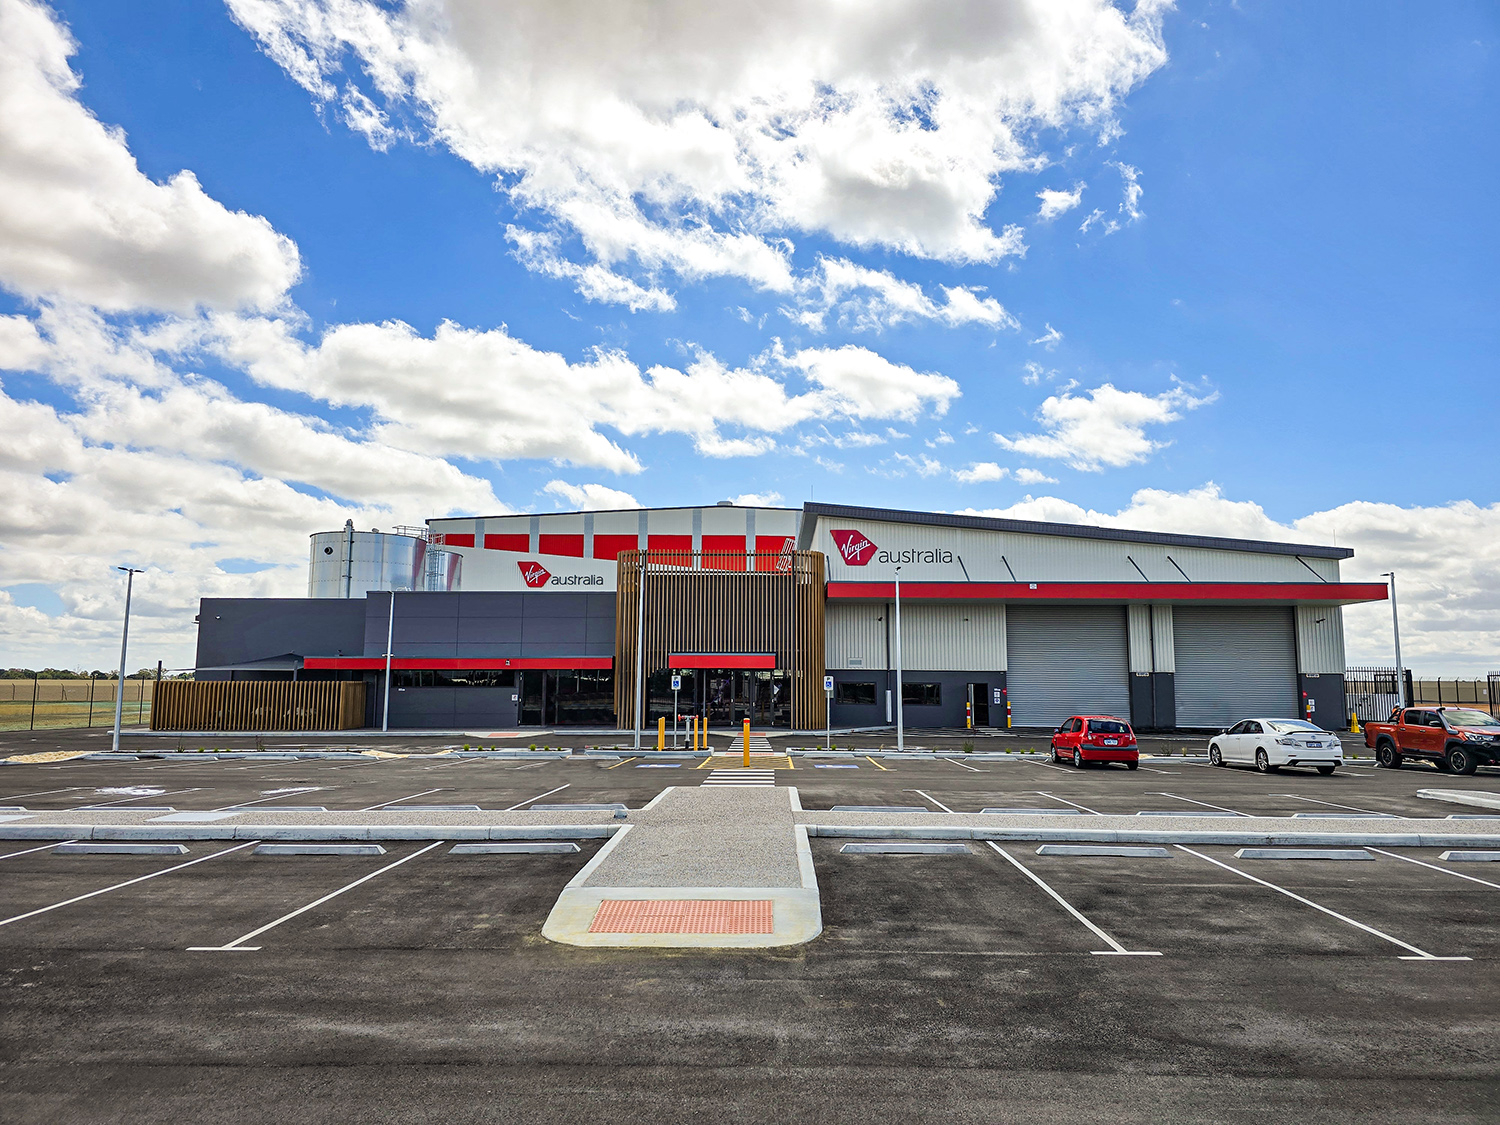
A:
589,898,773,934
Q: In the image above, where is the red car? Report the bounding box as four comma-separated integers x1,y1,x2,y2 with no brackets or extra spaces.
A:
1050,715,1139,769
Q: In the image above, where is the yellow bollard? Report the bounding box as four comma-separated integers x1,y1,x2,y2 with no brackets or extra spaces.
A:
657,716,665,751
742,717,751,768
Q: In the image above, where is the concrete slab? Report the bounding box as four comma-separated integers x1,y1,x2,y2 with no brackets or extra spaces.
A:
1234,848,1373,861
982,807,1082,815
252,843,387,856
832,805,929,813
1037,845,1173,858
54,842,189,855
1439,850,1500,862
1137,810,1241,818
530,803,627,812
1418,788,1500,811
449,842,580,855
840,842,971,855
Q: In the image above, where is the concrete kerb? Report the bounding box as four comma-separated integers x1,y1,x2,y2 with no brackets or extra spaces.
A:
0,823,624,843
803,824,1500,849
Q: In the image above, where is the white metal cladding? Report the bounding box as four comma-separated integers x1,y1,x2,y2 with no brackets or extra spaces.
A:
900,603,1006,671
1128,605,1151,673
825,602,886,670
1006,606,1130,727
1295,605,1346,674
813,516,1343,585
1173,607,1298,727
1151,605,1176,672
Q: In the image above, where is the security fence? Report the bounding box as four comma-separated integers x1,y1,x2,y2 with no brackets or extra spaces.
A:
0,678,155,731
1345,668,1497,723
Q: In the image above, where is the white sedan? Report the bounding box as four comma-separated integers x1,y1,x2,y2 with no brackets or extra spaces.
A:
1208,718,1344,774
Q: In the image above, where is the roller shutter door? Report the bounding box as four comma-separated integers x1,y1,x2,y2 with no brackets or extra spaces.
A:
1006,606,1130,727
1174,607,1297,728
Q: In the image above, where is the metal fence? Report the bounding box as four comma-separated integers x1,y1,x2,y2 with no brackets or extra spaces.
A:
0,678,155,732
1345,668,1497,723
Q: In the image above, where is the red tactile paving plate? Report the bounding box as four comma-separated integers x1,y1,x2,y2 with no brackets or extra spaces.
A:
589,899,774,934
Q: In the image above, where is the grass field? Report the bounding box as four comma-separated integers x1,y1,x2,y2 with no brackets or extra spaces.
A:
0,680,153,731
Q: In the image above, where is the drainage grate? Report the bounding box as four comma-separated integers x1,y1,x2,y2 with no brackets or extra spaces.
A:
588,898,773,934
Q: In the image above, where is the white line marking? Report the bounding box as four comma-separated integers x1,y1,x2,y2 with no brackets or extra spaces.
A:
939,757,984,772
1150,792,1249,816
214,789,327,811
359,788,446,811
1273,793,1407,818
76,788,204,808
1174,845,1468,960
0,787,86,802
188,842,442,952
1366,847,1500,891
986,842,1160,956
0,841,76,860
502,784,570,811
914,789,954,812
1021,757,1074,774
1133,764,1176,775
1030,791,1101,815
0,842,257,929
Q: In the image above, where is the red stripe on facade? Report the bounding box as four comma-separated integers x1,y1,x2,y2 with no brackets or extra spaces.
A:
483,533,530,552
538,533,585,558
302,657,612,671
439,533,475,548
701,534,747,571
668,653,776,669
825,581,1389,603
593,533,639,560
646,534,692,567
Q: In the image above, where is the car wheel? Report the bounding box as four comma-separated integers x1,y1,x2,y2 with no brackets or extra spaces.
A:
1447,747,1479,776
1209,744,1223,767
1074,749,1085,769
1316,765,1336,776
1255,748,1276,773
1432,755,1451,773
1126,761,1139,771
1375,741,1402,769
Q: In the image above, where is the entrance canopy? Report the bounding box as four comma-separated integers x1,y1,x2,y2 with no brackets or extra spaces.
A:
669,653,775,670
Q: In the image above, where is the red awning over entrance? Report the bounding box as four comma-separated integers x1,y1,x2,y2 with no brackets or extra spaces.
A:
302,656,612,671
668,653,776,670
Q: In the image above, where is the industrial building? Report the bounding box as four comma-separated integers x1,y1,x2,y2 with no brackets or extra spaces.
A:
183,501,1387,733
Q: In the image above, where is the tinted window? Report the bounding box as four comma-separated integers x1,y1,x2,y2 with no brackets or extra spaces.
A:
1402,710,1424,725
1068,718,1084,733
1089,720,1130,735
835,681,877,706
1443,710,1497,728
902,682,941,706
1425,711,1445,727
1267,720,1320,732
1245,721,1262,734
393,669,516,688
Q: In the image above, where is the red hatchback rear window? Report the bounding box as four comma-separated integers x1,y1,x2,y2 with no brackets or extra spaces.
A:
1088,720,1131,735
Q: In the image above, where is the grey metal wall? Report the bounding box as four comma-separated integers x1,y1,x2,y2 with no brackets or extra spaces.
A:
826,602,886,670
1173,607,1298,728
365,591,615,660
1295,605,1346,674
899,603,1006,671
1006,606,1131,727
196,598,366,676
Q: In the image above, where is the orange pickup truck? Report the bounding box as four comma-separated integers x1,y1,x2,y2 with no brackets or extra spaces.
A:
1364,706,1500,774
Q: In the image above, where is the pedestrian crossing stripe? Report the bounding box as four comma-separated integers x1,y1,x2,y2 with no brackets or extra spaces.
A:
701,768,777,787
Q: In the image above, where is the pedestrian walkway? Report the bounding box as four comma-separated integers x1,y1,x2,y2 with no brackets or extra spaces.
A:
701,768,777,788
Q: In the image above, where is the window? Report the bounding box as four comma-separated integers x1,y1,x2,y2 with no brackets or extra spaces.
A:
902,682,941,706
1425,711,1445,728
1088,719,1130,735
392,669,516,688
1403,709,1424,725
1245,721,1262,734
835,681,877,706
1267,720,1319,733
1443,710,1496,728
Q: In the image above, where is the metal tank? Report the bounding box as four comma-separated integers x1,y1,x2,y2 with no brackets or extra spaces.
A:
423,547,462,593
309,521,429,598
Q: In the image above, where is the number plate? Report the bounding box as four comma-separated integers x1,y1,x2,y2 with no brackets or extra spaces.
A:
1103,739,1118,746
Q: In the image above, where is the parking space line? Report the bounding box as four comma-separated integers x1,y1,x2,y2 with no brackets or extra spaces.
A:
1274,794,1407,818
605,757,639,769
1133,764,1177,775
1030,791,1101,814
939,757,983,772
0,841,77,860
986,843,1161,956
359,789,446,811
0,842,258,929
1365,847,1500,891
77,788,205,808
502,784,570,811
187,842,443,952
215,789,326,811
914,789,954,812
863,756,890,771
0,786,87,802
1021,758,1074,774
1174,845,1469,960
1150,792,1248,816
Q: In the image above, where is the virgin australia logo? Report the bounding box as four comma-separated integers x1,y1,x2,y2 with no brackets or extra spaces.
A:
829,529,877,566
517,561,551,588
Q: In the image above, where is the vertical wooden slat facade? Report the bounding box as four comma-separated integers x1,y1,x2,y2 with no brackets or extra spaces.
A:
615,549,826,729
151,680,366,731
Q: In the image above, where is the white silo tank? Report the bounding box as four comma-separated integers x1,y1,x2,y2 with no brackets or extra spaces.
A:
308,521,428,598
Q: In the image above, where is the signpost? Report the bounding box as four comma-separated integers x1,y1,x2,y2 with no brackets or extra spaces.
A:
671,674,681,749
824,675,834,751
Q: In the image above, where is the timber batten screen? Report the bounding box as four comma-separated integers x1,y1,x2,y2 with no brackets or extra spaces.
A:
151,680,365,731
614,549,826,729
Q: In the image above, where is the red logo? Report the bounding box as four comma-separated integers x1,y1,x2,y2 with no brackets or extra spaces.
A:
517,561,551,588
829,529,878,566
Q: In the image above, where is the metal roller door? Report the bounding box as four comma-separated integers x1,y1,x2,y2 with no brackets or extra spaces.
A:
1007,606,1130,727
1174,607,1297,728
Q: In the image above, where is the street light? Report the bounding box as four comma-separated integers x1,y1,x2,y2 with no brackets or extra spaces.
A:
1381,571,1406,709
893,564,904,753
111,566,143,753
381,586,409,733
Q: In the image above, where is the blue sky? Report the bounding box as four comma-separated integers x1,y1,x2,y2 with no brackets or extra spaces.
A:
0,0,1496,672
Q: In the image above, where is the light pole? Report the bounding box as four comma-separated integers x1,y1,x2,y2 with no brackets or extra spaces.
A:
381,586,408,733
633,552,647,752
893,565,904,753
1382,571,1406,709
111,566,143,753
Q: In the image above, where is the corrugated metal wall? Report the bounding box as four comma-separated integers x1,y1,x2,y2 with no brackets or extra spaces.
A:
1295,605,1346,673
1006,606,1130,726
901,603,1006,671
826,602,886,670
1128,605,1176,672
1152,605,1176,672
1174,607,1298,727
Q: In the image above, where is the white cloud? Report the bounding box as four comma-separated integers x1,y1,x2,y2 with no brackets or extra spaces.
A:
926,430,954,447
954,462,1008,483
1013,467,1058,485
542,480,640,510
789,257,1019,333
1113,161,1144,222
995,381,1216,470
728,491,785,507
959,484,1500,675
0,0,300,313
225,0,1170,300
1036,184,1085,221
1029,323,1063,350
1021,361,1049,385
1078,207,1107,234
783,344,961,422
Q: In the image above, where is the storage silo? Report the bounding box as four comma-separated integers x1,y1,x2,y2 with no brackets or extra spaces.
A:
308,521,429,598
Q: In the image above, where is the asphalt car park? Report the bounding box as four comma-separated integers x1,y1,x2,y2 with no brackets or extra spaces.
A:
2,751,1499,1120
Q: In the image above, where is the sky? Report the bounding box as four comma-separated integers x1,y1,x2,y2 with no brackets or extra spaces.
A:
0,0,1496,676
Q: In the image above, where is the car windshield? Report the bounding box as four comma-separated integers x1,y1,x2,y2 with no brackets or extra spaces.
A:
1266,720,1321,733
1090,720,1129,734
1441,710,1497,728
